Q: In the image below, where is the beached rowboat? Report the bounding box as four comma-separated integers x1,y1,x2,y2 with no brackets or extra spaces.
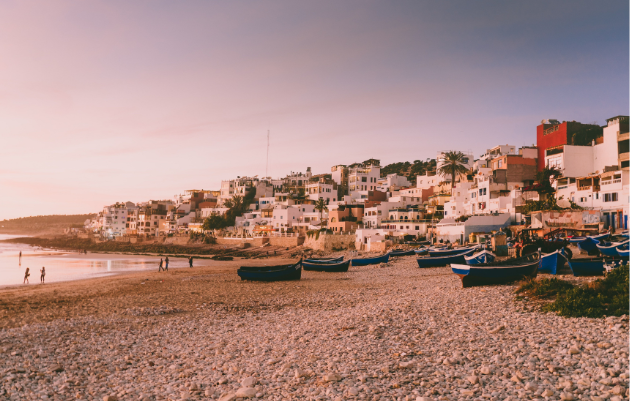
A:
538,249,568,275
302,259,350,272
304,256,344,264
451,253,540,288
464,249,496,265
390,249,416,257
428,245,479,257
351,253,390,266
416,248,478,268
596,240,629,257
568,258,607,276
237,260,302,281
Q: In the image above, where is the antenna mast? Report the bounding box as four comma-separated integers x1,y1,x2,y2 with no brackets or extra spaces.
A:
265,130,270,178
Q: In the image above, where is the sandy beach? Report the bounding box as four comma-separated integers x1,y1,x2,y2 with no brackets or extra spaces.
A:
1,253,628,401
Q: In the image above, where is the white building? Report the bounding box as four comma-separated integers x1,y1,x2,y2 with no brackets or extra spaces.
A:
348,164,381,196
306,180,337,204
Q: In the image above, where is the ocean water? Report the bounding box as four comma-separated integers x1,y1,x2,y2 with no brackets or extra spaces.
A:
0,234,200,287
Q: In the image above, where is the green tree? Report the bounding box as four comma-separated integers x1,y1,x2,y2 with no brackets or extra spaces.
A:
202,215,228,231
437,151,469,192
534,167,562,200
314,198,328,225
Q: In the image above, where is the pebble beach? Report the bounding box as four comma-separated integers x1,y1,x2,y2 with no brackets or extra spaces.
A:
1,254,628,401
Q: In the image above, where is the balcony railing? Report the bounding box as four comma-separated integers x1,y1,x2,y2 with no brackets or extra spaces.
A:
601,179,621,186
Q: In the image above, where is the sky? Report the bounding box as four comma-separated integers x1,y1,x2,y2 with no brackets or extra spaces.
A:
0,1,628,220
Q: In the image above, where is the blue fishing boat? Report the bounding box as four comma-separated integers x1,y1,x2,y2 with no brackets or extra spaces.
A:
538,249,567,275
617,244,629,258
237,260,302,281
596,240,629,257
414,248,429,256
390,249,416,257
568,257,606,276
304,256,344,264
451,253,540,288
428,245,479,257
577,237,600,254
569,232,610,244
303,259,350,272
351,253,390,266
464,250,496,265
620,230,629,238
416,247,478,268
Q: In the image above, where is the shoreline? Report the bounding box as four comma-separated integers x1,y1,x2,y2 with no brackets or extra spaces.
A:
1,235,310,260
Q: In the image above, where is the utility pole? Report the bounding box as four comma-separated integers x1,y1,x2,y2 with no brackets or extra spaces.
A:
265,129,270,178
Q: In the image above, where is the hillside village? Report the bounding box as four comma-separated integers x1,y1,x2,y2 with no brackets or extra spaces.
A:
83,116,629,251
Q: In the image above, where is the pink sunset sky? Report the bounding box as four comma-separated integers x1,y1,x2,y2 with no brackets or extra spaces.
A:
0,1,627,220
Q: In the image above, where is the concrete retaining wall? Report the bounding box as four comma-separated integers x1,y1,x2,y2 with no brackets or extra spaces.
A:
216,237,269,247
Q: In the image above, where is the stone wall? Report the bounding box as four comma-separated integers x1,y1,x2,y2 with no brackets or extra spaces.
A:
269,236,305,247
303,233,356,251
216,237,269,247
163,236,190,246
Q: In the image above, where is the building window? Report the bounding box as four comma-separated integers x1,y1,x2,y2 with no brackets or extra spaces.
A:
604,193,618,202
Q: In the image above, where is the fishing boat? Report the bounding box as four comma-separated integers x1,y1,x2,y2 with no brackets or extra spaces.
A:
464,249,496,265
390,249,416,257
237,260,302,281
604,259,624,274
538,249,567,275
304,256,344,264
620,230,629,238
569,232,610,244
351,253,390,266
302,259,351,272
417,247,478,268
451,253,540,288
428,245,480,257
567,257,606,276
414,248,429,256
617,244,629,258
577,237,600,254
596,240,630,257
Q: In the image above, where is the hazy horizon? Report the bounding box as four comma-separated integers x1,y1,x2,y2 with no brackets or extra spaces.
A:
1,1,628,220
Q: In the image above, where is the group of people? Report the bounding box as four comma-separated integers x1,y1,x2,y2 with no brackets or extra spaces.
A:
23,266,45,284
158,256,194,272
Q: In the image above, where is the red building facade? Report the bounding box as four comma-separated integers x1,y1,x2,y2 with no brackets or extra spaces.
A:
536,120,602,172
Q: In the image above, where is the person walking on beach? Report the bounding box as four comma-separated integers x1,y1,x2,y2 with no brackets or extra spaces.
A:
19,251,22,266
165,257,169,271
158,258,164,272
23,267,30,284
40,266,45,284
188,256,193,268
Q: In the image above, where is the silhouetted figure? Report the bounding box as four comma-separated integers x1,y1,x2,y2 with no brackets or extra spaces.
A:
23,267,30,284
19,251,22,266
40,267,45,284
165,257,169,271
188,256,193,268
158,258,164,272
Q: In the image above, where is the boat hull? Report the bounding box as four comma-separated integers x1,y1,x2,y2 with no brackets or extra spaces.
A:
596,240,629,257
303,260,350,272
577,238,599,254
238,261,302,281
390,250,415,257
351,253,390,266
568,258,606,276
416,248,477,268
451,254,539,288
538,249,567,275
304,256,344,264
428,246,478,257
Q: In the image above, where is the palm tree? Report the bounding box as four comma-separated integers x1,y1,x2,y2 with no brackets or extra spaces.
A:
437,151,469,192
314,198,328,226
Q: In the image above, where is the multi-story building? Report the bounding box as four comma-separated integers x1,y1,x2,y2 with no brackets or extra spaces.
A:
328,204,364,233
436,150,473,183
306,179,338,204
348,163,381,196
536,119,602,172
100,202,137,238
